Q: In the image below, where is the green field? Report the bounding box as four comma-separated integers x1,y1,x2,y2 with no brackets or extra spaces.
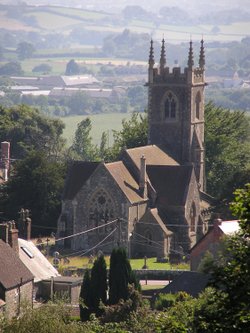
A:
60,113,132,146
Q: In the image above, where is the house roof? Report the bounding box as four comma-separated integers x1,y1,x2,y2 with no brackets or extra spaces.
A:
18,238,60,283
50,87,112,99
105,161,146,204
63,161,100,200
158,271,210,297
124,145,179,171
219,220,240,234
0,239,33,290
146,165,193,206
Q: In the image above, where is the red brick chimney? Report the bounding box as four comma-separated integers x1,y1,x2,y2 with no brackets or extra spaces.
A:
0,221,19,255
1,141,10,181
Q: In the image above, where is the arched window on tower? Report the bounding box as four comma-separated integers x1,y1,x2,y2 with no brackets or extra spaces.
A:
164,92,177,119
195,92,201,119
190,202,196,232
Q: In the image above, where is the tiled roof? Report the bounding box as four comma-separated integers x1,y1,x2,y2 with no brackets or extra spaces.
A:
140,208,172,236
124,145,179,171
62,161,100,200
146,165,193,206
0,240,33,290
18,238,60,283
105,161,146,204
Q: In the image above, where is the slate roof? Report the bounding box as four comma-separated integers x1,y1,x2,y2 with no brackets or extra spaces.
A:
62,161,100,200
0,239,33,290
18,238,60,283
124,145,179,171
146,165,193,206
105,161,146,204
158,271,210,297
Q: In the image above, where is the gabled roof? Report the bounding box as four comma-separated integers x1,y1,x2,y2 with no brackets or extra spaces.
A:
139,208,172,236
63,161,100,200
0,240,33,290
146,165,193,206
105,161,146,204
158,271,210,297
123,145,179,171
18,238,60,283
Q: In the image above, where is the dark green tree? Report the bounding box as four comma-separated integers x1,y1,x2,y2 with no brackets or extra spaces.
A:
65,59,80,75
91,254,108,312
2,150,66,236
205,102,250,199
16,41,35,60
79,269,92,321
0,61,23,75
32,63,52,73
109,247,139,305
70,118,98,161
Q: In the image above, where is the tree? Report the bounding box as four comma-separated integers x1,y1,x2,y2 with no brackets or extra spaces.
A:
65,59,80,75
1,151,66,236
91,254,108,311
32,63,52,73
193,185,250,332
16,41,35,60
70,118,99,161
0,61,23,75
0,104,65,159
109,112,148,161
79,269,92,321
67,92,92,115
109,247,140,305
205,102,250,199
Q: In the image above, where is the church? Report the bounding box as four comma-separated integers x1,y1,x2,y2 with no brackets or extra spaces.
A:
57,39,211,259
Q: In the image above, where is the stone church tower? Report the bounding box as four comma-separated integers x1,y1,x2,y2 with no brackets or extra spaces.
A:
147,39,206,191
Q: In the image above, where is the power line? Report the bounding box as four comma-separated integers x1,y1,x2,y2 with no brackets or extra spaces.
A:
39,218,118,245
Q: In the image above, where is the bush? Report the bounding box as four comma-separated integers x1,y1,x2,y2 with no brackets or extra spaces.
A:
154,293,176,310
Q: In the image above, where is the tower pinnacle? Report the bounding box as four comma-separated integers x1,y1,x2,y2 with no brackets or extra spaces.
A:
148,39,155,69
160,38,166,74
188,40,194,69
199,38,205,69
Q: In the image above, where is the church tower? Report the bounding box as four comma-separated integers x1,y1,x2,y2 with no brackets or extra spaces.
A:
147,38,206,191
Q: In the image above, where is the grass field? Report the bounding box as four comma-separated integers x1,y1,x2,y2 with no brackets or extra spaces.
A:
60,113,132,146
52,255,189,271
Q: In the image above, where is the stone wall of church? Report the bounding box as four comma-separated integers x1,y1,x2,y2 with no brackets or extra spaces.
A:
69,165,132,252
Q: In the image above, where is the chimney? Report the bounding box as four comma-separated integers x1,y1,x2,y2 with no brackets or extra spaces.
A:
0,221,19,255
0,223,9,243
18,208,31,241
1,141,10,181
139,155,147,197
8,221,19,255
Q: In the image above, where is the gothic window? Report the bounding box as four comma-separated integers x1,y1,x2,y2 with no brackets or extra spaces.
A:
88,189,115,233
190,202,196,232
195,92,201,119
164,92,177,120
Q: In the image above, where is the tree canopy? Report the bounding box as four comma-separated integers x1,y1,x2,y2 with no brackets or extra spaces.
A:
0,104,65,159
1,150,66,236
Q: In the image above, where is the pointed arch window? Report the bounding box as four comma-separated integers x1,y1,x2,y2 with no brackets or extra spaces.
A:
190,202,196,232
88,189,116,233
195,92,201,119
164,92,177,119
